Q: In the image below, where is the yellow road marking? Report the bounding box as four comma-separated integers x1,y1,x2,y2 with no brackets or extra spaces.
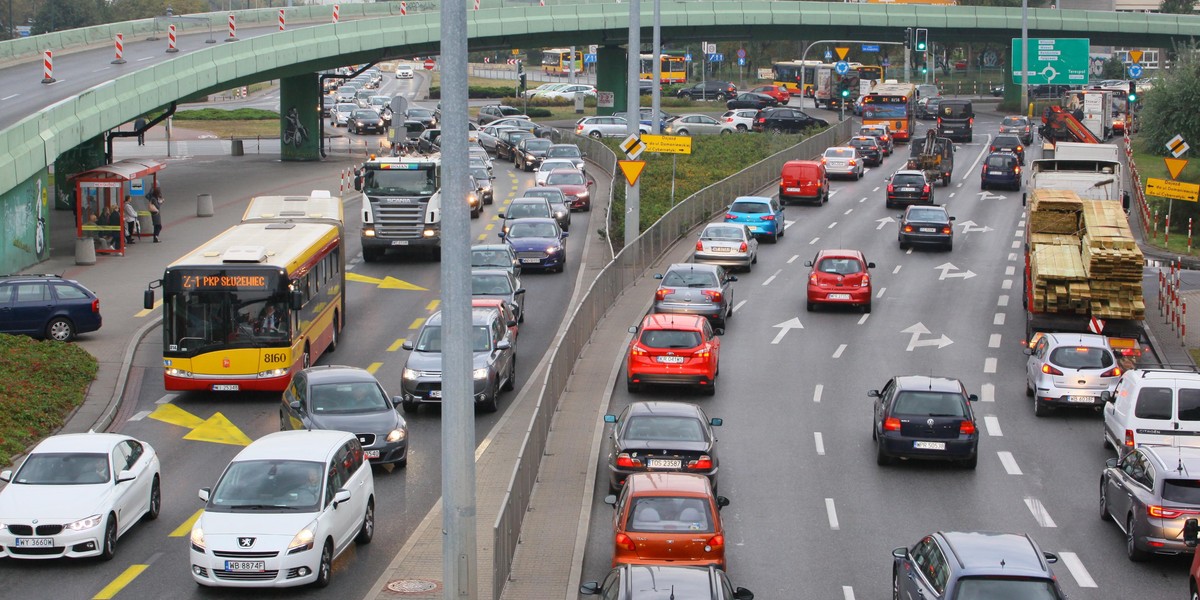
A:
133,299,162,319
170,509,204,538
184,413,252,446
367,362,383,374
485,223,495,231
425,300,440,311
148,403,205,430
93,564,149,599
347,272,427,291
408,317,425,330
387,338,407,352
477,233,487,241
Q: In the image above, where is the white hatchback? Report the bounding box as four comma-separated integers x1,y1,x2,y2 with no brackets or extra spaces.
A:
395,64,414,79
720,109,759,134
189,430,375,588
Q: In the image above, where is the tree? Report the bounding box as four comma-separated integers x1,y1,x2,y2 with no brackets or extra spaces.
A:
1159,0,1195,14
1101,56,1127,80
1138,40,1200,157
31,0,103,34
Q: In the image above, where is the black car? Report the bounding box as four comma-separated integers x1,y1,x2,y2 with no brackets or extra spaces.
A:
893,532,1065,600
514,137,553,172
676,80,737,101
477,104,524,125
405,106,438,129
416,128,441,154
582,564,753,600
724,92,777,110
980,151,1022,191
496,129,536,162
348,108,385,134
990,134,1026,165
847,136,883,167
751,107,827,134
280,365,409,466
898,204,955,251
1028,83,1072,101
885,170,934,209
603,401,722,493
0,273,102,342
870,375,980,468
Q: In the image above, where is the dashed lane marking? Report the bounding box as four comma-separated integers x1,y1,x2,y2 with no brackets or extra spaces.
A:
367,362,383,374
1005,266,1015,276
1024,498,1058,527
988,334,1001,348
857,313,869,325
155,393,178,405
827,221,838,229
387,338,407,352
733,300,746,314
762,270,781,286
1011,240,1021,249
788,255,799,264
998,451,1023,475
993,313,1005,325
892,265,902,274
128,410,151,422
984,357,997,373
832,344,847,359
843,586,856,600
1,94,18,101
1001,279,1013,290
998,295,1009,307
844,208,853,215
408,317,425,330
814,432,825,455
809,237,820,245
813,384,823,403
1059,552,1097,588
981,383,995,402
984,415,1002,436
825,498,840,530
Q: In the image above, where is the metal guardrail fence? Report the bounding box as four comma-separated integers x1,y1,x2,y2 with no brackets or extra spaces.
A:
491,119,853,599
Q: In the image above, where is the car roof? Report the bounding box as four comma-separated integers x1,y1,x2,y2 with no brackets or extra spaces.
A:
472,243,511,252
505,216,558,226
426,307,502,327
906,204,947,215
938,531,1052,578
640,313,709,331
893,375,964,393
300,365,379,385
665,262,721,275
32,432,132,454
233,430,354,463
892,170,927,178
625,400,707,420
626,471,713,496
1041,332,1110,347
814,248,866,262
849,136,878,143
731,195,771,204
1139,445,1200,474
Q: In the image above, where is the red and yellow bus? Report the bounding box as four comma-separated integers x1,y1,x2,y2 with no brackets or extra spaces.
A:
861,82,917,142
146,191,345,392
542,48,584,76
640,54,687,84
772,60,825,97
857,64,885,84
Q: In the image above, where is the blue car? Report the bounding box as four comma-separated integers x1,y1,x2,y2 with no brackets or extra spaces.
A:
724,196,785,243
0,274,102,342
980,151,1022,191
499,217,569,273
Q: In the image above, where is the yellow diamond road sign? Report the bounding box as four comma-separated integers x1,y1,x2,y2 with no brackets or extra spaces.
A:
620,134,646,159
640,134,693,155
1146,177,1200,202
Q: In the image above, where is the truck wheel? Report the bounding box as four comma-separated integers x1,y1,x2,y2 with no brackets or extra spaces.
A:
430,247,442,262
362,247,382,263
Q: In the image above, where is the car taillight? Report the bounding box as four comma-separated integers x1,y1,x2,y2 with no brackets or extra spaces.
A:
688,455,714,470
922,184,930,194
725,117,733,122
707,534,725,549
941,226,952,235
990,145,997,152
903,225,914,233
969,117,974,126
884,417,902,431
92,299,100,313
762,214,776,221
1041,364,1063,375
629,344,648,357
655,288,674,301
1101,366,1123,377
809,272,819,284
887,183,894,193
697,240,705,251
1014,166,1021,174
615,533,636,551
1125,429,1136,448
739,242,748,252
860,274,870,287
615,453,643,468
848,159,857,166
1149,505,1186,519
575,124,583,133
755,117,765,124
1016,145,1024,153
960,420,976,435
702,290,723,303
820,157,827,164
982,167,989,175
936,117,942,125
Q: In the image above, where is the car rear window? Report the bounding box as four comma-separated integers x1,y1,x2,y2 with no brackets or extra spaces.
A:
1047,346,1113,369
1163,479,1200,503
816,258,863,275
939,101,972,119
907,208,947,223
702,226,744,241
663,270,719,288
986,155,1016,168
1135,387,1174,419
892,174,926,187
625,415,706,442
730,201,769,214
52,283,88,300
627,497,713,533
641,329,702,349
952,577,1060,600
1178,388,1200,421
1002,117,1026,127
892,391,966,417
851,139,876,148
826,148,854,158
995,136,1021,147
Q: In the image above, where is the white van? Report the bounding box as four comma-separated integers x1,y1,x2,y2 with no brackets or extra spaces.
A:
395,64,414,79
1103,369,1200,458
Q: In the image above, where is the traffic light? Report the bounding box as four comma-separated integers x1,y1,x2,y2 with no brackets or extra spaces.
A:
914,28,928,53
904,27,912,50
519,72,527,90
1128,80,1138,103
839,80,850,99
517,60,526,90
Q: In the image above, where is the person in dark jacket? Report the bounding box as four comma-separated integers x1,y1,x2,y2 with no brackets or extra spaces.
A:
147,185,164,242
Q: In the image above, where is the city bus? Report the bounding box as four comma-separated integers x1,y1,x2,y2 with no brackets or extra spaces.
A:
639,54,687,84
542,48,583,76
145,191,346,392
772,60,825,97
861,81,917,142
857,64,884,84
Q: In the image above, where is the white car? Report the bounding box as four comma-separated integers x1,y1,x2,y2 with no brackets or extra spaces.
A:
395,64,414,79
0,433,161,560
537,84,597,100
535,159,579,186
1103,368,1200,458
821,146,864,179
523,82,568,99
720,109,758,134
189,430,375,588
1024,332,1120,416
331,103,358,127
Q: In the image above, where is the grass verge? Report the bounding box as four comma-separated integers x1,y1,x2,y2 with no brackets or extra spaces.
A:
1131,136,1200,256
0,335,98,465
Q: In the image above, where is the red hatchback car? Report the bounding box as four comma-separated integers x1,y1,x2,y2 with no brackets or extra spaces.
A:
604,472,730,570
750,84,791,104
805,249,875,313
626,314,721,395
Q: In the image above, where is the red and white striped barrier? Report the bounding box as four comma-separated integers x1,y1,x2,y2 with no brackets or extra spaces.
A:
474,0,480,10
41,50,54,84
400,2,407,16
112,33,126,64
226,14,237,41
1159,259,1189,342
166,24,179,53
278,9,286,31
333,5,340,23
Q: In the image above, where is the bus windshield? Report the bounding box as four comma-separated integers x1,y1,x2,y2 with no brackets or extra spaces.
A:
863,99,909,119
164,288,289,354
363,167,437,196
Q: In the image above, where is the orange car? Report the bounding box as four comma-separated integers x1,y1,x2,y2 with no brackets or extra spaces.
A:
626,314,720,395
604,472,730,569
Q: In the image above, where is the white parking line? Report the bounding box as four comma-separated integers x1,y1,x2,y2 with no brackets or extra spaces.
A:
762,270,781,286
825,498,840,530
155,393,178,405
128,410,151,421
857,313,869,325
827,221,838,229
832,344,847,359
842,586,856,600
815,432,825,455
993,313,1005,325
1024,498,1058,527
813,384,823,403
1005,266,1015,276
788,255,799,264
998,451,1023,475
1001,279,1013,290
998,295,1009,307
981,383,995,402
810,237,820,245
983,415,1002,436
1058,551,1098,588
733,300,746,314
876,287,886,298
984,357,997,373
989,333,1001,348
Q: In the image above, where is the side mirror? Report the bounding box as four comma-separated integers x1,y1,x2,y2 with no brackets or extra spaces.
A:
1022,192,1028,206
0,470,9,482
497,232,506,239
117,469,136,484
628,326,638,334
968,394,979,402
561,231,569,239
580,582,601,595
1023,348,1033,356
867,262,876,269
716,496,730,509
353,174,363,192
1101,390,1113,403
713,327,725,336
603,414,617,423
949,216,957,221
603,494,617,506
1185,518,1200,547
804,260,813,267
496,340,512,351
333,489,351,507
1043,551,1059,564
727,275,738,282
402,341,414,351
654,273,664,280
710,418,723,427
892,547,908,559
1122,191,1131,211
290,289,304,311
507,320,517,328
198,487,211,502
289,400,301,410
733,588,755,600
498,212,507,219
514,288,526,296
868,390,880,398
1106,457,1118,469
143,289,155,310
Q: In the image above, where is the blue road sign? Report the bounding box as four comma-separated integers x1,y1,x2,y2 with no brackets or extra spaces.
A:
835,61,850,75
708,53,724,63
882,57,890,67
861,44,880,52
584,53,597,64
824,49,833,60
737,48,747,59
685,53,692,62
1129,64,1144,79
737,57,746,66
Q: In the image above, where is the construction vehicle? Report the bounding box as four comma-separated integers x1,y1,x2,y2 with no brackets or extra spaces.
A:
1038,105,1101,146
905,129,954,186
354,154,443,262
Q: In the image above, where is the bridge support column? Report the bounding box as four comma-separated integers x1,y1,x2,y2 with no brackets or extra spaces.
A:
596,45,628,116
279,73,321,161
1002,58,1024,114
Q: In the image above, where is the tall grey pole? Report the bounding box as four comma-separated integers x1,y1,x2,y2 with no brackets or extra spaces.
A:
569,45,576,84
1021,0,1029,116
440,0,475,596
625,0,641,247
651,0,661,134
904,47,911,84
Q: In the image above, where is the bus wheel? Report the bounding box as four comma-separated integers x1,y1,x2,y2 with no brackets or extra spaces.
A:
327,313,340,353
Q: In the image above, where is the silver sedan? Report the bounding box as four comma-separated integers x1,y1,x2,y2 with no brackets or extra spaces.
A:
693,223,758,271
821,146,864,180
665,114,724,136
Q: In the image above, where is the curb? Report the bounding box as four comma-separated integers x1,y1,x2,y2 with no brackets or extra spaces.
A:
92,316,163,433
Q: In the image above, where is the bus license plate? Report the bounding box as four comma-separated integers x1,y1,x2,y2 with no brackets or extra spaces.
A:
391,240,409,246
913,441,946,450
212,384,240,391
429,390,442,399
224,560,265,572
15,538,53,548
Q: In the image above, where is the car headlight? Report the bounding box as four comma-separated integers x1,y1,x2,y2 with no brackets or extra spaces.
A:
65,514,103,532
402,368,419,381
287,524,316,554
356,121,364,126
190,525,206,551
545,245,560,254
471,367,491,380
387,428,407,442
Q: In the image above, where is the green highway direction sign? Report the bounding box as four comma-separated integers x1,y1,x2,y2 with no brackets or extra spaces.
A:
1010,38,1090,86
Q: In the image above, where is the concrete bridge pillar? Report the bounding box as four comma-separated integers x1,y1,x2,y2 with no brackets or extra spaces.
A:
596,45,628,116
279,73,321,161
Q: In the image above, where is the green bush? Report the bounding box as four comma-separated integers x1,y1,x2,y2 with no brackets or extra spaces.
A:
429,85,517,99
0,335,98,465
173,108,279,121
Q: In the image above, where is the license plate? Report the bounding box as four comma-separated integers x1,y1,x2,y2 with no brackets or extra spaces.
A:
748,226,760,231
901,187,916,192
657,356,686,364
648,459,682,469
919,227,937,233
828,293,850,300
212,384,240,391
429,390,442,399
390,240,409,246
365,450,381,459
224,560,266,572
520,258,541,264
1067,395,1097,403
785,187,802,193
914,441,946,450
710,247,731,253
15,538,53,548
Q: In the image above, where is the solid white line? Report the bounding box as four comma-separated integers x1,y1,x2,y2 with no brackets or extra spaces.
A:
857,313,869,325
984,357,997,373
788,254,799,264
993,313,1005,325
832,344,847,359
1024,498,1058,527
998,295,1009,307
762,269,781,286
988,333,1001,348
960,133,992,181
0,94,17,100
155,393,178,405
1059,551,1098,588
876,287,886,298
137,56,152,61
810,237,820,245
892,265,901,274
984,415,1002,436
815,432,825,455
733,300,746,314
827,221,838,229
842,586,856,600
825,498,840,530
1001,279,1013,290
998,451,1023,475
92,66,111,73
813,384,823,403
981,383,995,402
128,410,151,421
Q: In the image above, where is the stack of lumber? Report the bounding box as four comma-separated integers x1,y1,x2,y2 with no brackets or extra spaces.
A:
1029,190,1082,235
1080,199,1145,319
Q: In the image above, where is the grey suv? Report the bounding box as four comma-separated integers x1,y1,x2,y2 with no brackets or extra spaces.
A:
893,531,1065,599
399,307,516,413
1102,445,1200,560
280,365,409,466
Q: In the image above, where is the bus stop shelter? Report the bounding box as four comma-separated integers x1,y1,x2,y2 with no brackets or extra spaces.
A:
73,158,165,256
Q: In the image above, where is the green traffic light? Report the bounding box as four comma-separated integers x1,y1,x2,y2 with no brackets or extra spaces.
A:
1128,93,1137,102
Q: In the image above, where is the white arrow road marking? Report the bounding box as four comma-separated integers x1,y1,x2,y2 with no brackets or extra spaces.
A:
771,317,804,344
1058,552,1097,588
998,451,1023,475
956,220,994,234
876,216,895,230
935,262,977,280
784,219,796,230
977,191,1008,201
901,322,953,351
1024,498,1058,527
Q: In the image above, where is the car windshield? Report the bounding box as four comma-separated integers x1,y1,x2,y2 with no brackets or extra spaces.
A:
940,102,972,118
547,172,585,186
523,139,552,151
893,391,966,417
851,139,877,149
508,221,559,238
408,108,433,118
863,100,908,119
1047,346,1113,369
702,226,745,241
639,329,702,350
310,382,389,414
662,270,718,288
362,166,437,196
14,452,109,485
209,459,325,512
951,577,1060,600
470,167,490,180
524,190,563,202
816,258,863,275
353,110,379,119
472,249,511,268
730,201,770,214
507,203,550,218
416,325,491,353
907,208,947,223
471,272,513,294
625,415,706,441
337,103,357,113
547,146,582,158
506,132,535,143
498,106,522,116
627,496,714,533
